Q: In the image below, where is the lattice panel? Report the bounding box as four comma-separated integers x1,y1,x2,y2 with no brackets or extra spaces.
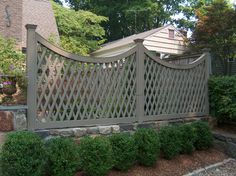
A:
36,43,136,123
144,54,207,116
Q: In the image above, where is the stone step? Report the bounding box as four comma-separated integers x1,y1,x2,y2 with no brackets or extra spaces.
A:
0,132,7,146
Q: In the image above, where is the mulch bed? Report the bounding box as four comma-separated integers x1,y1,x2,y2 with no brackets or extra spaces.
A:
76,148,228,176
0,90,26,106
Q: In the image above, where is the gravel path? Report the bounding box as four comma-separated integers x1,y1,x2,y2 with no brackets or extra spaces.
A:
189,159,236,176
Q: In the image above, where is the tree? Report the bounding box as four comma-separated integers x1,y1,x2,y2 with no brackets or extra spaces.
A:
65,0,187,41
52,2,108,55
191,0,236,74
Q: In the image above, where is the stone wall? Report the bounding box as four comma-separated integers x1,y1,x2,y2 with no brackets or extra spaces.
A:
0,106,27,132
213,131,236,159
35,117,208,140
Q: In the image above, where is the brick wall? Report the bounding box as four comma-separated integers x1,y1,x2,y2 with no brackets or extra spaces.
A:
0,0,23,44
0,0,59,48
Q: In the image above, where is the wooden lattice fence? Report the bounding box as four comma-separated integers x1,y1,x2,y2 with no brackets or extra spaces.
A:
26,25,211,130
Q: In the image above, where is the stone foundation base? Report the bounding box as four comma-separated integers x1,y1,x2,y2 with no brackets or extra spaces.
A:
213,131,236,159
0,106,27,131
35,116,208,139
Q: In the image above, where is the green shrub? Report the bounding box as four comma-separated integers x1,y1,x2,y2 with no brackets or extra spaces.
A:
159,126,181,159
109,133,137,171
78,136,113,176
46,137,80,176
134,128,160,166
209,76,236,122
192,121,213,150
0,131,45,176
179,124,197,154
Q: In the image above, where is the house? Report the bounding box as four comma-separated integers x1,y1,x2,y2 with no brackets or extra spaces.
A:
91,24,187,58
0,0,59,50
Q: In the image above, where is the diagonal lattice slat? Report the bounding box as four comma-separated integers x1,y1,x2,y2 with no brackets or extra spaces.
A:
144,54,207,117
36,43,137,124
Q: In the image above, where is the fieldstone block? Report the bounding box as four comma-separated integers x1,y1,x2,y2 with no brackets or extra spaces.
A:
73,128,87,137
156,121,169,128
137,123,154,129
99,126,111,135
227,142,236,159
36,130,50,139
120,124,134,131
0,111,14,131
111,125,120,133
213,133,226,142
87,127,99,134
59,129,74,137
13,112,27,131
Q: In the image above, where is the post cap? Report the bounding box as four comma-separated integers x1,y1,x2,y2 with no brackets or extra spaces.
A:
25,24,37,30
134,39,144,43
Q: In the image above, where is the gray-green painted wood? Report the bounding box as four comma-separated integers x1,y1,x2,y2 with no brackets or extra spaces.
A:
26,25,210,130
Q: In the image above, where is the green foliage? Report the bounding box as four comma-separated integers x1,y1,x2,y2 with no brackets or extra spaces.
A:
109,133,137,171
65,0,203,41
159,126,182,159
45,137,80,176
192,121,213,150
179,123,197,154
134,128,160,166
52,2,107,55
0,36,25,76
0,131,45,176
191,0,236,74
78,136,113,176
209,76,236,122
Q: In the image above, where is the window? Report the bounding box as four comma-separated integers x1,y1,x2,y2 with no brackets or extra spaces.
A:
169,29,174,39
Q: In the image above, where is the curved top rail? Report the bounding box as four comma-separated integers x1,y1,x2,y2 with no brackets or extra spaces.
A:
143,46,206,70
36,33,137,63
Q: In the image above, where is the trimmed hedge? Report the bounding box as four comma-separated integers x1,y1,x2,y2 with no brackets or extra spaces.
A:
45,137,80,176
179,124,197,154
78,136,114,176
109,133,137,171
209,76,236,122
192,121,213,150
0,131,45,176
134,128,160,166
159,126,182,159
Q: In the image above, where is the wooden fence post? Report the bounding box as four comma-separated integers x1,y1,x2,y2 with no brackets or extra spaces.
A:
26,24,37,131
203,48,211,115
134,39,145,123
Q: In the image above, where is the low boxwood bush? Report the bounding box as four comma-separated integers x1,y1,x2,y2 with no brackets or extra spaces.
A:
134,128,160,166
109,133,137,171
179,124,197,154
0,131,45,176
192,121,213,150
78,136,113,176
159,126,181,159
209,76,236,122
46,137,80,176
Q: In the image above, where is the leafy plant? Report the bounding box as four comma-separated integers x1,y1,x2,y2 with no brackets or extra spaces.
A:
192,121,213,150
78,136,113,176
0,131,45,176
109,133,137,171
179,123,197,154
134,128,160,166
45,137,80,176
0,36,25,77
209,76,236,122
159,126,182,159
